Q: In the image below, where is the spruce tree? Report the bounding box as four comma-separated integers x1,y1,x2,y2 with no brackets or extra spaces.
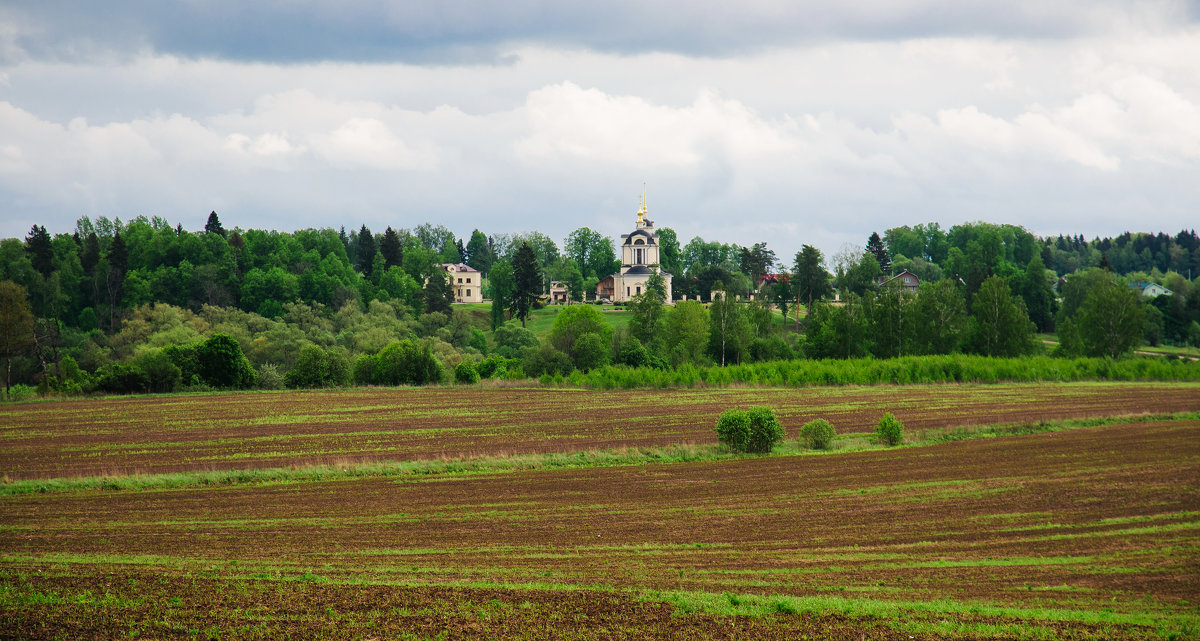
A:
511,242,542,328
380,227,403,268
867,231,891,275
24,225,53,277
357,225,377,276
204,211,226,237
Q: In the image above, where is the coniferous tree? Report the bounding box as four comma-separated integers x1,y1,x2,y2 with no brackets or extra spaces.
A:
357,225,377,276
511,242,542,328
24,225,53,278
465,230,493,274
423,269,454,314
867,231,891,275
380,227,403,268
204,211,226,237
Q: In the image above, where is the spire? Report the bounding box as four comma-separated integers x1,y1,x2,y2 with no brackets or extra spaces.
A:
636,182,649,226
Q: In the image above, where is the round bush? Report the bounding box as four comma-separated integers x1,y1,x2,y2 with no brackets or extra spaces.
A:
875,412,904,446
800,418,836,450
454,361,480,384
716,406,784,454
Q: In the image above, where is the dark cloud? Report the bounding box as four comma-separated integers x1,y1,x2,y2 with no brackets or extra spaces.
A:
5,0,1194,64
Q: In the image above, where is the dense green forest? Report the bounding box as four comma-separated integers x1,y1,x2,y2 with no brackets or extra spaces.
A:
2,211,1199,399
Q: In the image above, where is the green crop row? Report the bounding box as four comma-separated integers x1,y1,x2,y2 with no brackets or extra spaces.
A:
548,355,1200,389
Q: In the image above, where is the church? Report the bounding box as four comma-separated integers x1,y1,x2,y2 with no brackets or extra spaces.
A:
596,194,673,303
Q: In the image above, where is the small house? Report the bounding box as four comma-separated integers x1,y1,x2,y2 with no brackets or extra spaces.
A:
879,270,920,292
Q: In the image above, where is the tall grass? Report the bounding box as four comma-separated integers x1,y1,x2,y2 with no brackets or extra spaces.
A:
574,355,1200,389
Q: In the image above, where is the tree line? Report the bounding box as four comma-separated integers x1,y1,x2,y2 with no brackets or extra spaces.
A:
2,212,1199,397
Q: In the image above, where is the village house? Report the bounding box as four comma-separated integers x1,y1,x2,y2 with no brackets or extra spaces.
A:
879,269,920,292
549,281,569,304
596,193,673,303
1129,281,1173,298
440,263,483,303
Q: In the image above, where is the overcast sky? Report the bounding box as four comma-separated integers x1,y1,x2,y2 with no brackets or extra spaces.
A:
2,1,1198,260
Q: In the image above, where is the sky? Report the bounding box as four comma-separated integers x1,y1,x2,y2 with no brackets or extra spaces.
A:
2,1,1199,261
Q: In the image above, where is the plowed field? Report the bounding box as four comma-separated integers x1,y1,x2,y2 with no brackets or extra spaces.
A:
2,381,1198,478
2,384,1199,638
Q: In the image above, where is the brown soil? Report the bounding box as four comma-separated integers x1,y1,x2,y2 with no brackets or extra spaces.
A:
2,382,1197,479
3,421,1197,615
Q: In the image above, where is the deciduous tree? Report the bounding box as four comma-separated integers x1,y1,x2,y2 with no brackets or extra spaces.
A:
966,276,1036,357
0,281,35,392
792,245,831,325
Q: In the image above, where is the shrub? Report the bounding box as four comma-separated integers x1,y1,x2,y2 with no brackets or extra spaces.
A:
285,345,350,388
476,355,512,379
352,354,375,385
256,363,284,390
800,419,836,450
2,384,37,402
572,332,609,371
195,334,256,389
716,406,784,453
454,361,480,384
135,350,182,393
875,412,904,446
90,363,150,394
523,343,574,378
372,340,444,386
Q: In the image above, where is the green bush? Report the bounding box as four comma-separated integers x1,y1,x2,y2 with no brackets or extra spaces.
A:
523,343,574,378
875,412,904,446
2,384,37,402
800,418,836,450
371,340,444,386
285,345,350,389
476,355,518,379
90,363,150,394
715,406,784,454
256,363,285,390
134,350,182,393
454,361,480,384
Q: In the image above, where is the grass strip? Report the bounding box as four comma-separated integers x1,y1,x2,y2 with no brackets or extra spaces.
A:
3,411,1197,496
645,589,1200,640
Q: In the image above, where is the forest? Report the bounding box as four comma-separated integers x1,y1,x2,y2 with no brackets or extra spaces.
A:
2,211,1199,399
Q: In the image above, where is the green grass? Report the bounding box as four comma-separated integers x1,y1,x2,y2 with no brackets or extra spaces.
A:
497,304,635,340
646,588,1200,639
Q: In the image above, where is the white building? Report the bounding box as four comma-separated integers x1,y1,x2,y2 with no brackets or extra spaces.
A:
596,195,673,303
440,263,483,303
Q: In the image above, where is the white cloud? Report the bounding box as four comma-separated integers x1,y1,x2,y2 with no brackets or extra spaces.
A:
2,25,1199,256
515,82,796,168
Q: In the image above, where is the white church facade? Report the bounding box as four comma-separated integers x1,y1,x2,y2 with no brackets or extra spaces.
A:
596,196,673,303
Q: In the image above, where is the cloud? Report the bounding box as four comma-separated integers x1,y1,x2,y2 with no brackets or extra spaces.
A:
3,1,1196,64
1,21,1199,257
515,83,796,167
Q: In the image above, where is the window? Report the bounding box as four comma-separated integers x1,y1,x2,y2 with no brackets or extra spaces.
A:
466,289,471,297
458,278,463,283
626,287,630,297
466,278,471,284
636,286,641,295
